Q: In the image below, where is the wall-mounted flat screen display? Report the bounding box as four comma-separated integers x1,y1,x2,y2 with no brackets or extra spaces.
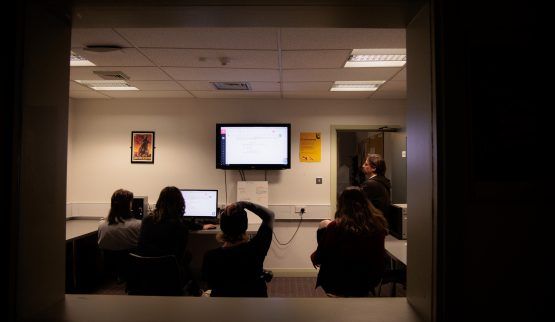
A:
216,123,291,170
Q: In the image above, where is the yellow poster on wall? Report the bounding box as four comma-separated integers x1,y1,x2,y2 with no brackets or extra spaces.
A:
300,132,321,162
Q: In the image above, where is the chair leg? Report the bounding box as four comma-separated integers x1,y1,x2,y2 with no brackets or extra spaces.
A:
376,278,383,297
390,280,397,297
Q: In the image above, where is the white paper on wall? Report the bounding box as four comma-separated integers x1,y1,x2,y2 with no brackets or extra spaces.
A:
237,181,268,223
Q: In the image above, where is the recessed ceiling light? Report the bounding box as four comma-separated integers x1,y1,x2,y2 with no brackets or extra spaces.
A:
330,81,386,92
70,51,95,67
344,49,406,68
74,80,139,91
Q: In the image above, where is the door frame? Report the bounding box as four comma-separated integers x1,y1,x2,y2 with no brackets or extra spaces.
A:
330,124,401,212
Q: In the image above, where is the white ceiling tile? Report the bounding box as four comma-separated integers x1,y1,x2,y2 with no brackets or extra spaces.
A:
282,50,350,69
127,81,183,91
72,48,153,67
178,81,216,91
69,81,90,91
283,68,401,82
390,67,406,81
378,80,406,92
281,28,406,50
70,67,171,81
116,27,279,49
248,82,281,91
99,91,193,98
69,91,111,99
69,26,406,100
283,91,372,99
164,67,279,81
179,81,280,91
191,91,281,99
71,28,132,48
371,91,406,99
142,49,278,68
282,82,333,91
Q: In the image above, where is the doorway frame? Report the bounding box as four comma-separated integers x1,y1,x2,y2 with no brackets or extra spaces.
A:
330,125,402,214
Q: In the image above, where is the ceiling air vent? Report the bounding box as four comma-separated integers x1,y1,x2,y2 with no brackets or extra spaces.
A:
93,71,130,80
84,45,123,52
211,82,251,90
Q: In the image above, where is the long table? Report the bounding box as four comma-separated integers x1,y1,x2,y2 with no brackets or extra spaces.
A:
65,219,260,291
385,234,407,266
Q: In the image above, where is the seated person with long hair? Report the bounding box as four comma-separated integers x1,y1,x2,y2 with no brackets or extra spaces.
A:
98,188,141,251
202,201,274,297
310,186,388,297
137,186,215,294
98,188,141,282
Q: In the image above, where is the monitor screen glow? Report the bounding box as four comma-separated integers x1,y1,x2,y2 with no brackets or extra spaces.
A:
180,189,218,218
216,123,291,170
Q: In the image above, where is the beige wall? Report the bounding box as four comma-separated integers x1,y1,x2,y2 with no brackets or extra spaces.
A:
67,97,406,270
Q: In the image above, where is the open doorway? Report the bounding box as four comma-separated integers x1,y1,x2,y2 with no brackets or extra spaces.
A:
336,129,407,203
331,126,407,210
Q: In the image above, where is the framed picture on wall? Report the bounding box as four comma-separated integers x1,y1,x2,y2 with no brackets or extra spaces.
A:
131,131,155,164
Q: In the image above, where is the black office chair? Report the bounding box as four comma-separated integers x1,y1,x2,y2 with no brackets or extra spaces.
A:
126,253,185,296
100,249,133,283
261,269,273,283
203,269,274,297
375,254,406,297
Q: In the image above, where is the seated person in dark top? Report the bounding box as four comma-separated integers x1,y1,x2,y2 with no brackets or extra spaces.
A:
360,153,391,218
202,201,274,297
311,186,388,297
136,186,215,293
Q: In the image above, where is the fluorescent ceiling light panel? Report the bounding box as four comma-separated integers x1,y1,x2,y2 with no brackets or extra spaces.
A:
330,81,385,92
345,48,406,67
70,51,95,66
74,80,139,91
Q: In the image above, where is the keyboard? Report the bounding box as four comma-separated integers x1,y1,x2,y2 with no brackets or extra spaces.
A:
195,218,219,225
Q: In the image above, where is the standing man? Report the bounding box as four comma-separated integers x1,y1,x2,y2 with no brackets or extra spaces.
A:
360,154,391,218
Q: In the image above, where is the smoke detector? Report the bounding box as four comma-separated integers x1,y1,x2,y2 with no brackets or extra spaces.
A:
219,57,230,66
211,82,251,90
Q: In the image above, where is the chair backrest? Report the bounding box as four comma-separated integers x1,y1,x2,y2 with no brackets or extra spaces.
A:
126,253,184,296
101,249,133,281
208,269,273,297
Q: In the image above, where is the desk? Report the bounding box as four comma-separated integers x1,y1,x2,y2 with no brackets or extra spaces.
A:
382,235,407,296
65,219,261,291
65,218,102,293
190,223,260,235
66,218,99,240
385,235,407,266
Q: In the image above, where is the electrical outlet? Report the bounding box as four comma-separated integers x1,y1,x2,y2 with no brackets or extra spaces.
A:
294,206,307,214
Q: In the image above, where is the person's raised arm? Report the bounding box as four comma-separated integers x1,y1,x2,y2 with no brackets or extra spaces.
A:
236,201,274,228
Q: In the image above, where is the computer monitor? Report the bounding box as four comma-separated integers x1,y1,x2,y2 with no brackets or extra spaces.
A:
180,189,218,219
132,196,149,219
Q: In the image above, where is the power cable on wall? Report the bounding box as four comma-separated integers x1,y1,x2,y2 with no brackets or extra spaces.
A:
272,208,304,246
